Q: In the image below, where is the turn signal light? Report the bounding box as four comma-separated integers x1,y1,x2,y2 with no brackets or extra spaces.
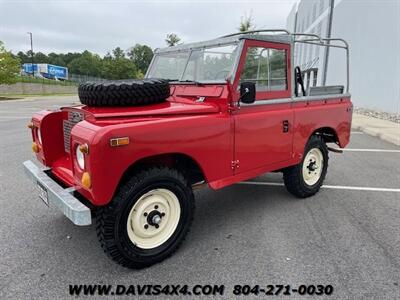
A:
32,142,40,153
81,172,91,189
110,137,130,147
79,143,89,154
27,122,34,129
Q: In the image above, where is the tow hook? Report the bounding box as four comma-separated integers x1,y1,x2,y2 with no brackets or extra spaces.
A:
327,146,343,153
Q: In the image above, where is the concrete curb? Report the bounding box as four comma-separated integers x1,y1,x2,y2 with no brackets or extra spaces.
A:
352,113,400,146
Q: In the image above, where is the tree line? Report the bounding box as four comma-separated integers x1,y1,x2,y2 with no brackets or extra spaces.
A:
17,44,153,80
1,15,254,85
3,33,184,83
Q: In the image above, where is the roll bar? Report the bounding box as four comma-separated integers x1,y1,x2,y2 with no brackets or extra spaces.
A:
220,29,350,92
220,29,290,38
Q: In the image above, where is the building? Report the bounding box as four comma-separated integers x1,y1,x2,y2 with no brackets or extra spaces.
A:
287,0,399,114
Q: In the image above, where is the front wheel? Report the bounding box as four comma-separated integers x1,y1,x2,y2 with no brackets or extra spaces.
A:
96,167,194,269
283,135,329,198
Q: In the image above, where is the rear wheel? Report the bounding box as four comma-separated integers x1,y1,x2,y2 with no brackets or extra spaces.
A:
96,167,194,268
283,135,329,198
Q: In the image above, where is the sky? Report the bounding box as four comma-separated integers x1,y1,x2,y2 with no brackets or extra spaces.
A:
0,0,298,56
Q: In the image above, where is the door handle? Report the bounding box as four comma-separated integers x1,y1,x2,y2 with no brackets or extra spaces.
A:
282,120,289,133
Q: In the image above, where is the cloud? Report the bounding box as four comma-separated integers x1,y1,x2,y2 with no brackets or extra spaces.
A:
0,0,297,55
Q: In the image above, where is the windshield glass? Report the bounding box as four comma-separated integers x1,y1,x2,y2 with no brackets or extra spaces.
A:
146,43,239,82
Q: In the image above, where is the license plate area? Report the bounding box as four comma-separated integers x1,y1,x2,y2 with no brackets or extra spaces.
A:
37,181,49,206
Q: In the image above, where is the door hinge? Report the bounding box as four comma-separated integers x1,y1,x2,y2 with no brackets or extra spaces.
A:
231,160,240,170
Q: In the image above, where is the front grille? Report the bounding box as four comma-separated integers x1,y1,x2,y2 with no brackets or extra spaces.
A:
63,111,83,153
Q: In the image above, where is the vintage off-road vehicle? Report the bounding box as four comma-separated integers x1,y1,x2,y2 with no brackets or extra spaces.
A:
24,29,352,268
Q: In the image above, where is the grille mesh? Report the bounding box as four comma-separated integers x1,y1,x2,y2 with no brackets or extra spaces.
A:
63,111,83,153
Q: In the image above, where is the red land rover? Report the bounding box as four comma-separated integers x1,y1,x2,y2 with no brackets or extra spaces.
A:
24,29,352,268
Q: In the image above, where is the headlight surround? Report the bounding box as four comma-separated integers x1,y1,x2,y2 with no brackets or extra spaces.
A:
37,128,42,145
76,145,85,169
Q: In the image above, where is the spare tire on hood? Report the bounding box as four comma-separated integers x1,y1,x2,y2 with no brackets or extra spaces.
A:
78,79,170,106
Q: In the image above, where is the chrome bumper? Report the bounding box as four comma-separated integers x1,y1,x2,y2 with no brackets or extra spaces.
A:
23,160,92,226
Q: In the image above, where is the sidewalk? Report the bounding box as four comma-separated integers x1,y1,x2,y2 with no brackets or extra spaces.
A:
352,113,400,146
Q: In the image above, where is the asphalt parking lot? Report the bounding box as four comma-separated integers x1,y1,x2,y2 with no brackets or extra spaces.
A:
0,96,399,299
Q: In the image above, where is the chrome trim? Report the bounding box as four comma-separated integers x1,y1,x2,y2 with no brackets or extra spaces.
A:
239,92,350,107
294,92,351,102
23,160,92,226
240,98,292,107
230,40,244,84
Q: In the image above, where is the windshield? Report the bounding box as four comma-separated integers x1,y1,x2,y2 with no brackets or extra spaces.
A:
146,43,239,82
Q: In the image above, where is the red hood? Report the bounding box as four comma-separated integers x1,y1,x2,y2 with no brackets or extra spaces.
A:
63,84,227,121
64,97,220,120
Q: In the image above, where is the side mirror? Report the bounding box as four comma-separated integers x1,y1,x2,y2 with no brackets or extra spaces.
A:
240,82,256,104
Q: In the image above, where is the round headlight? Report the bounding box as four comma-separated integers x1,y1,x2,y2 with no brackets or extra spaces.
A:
76,145,85,169
37,128,42,144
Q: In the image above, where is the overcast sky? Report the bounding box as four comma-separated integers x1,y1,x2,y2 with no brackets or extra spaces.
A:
0,0,297,56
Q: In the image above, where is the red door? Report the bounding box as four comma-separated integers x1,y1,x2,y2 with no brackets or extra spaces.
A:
233,40,293,174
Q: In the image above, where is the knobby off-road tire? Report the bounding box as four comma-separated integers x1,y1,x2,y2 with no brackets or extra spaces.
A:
283,135,329,198
78,79,170,106
96,167,194,269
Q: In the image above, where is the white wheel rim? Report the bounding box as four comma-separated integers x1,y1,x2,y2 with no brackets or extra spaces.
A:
126,188,181,249
302,148,324,186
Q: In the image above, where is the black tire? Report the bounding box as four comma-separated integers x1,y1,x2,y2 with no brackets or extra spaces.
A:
96,167,194,269
283,135,329,198
78,79,170,106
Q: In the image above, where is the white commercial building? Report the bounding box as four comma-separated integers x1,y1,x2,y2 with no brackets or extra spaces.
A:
286,0,399,114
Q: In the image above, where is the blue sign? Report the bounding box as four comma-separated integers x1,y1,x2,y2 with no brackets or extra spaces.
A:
22,63,68,79
22,63,38,74
47,64,68,79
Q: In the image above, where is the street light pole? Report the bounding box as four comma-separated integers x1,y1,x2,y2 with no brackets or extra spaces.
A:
27,32,34,76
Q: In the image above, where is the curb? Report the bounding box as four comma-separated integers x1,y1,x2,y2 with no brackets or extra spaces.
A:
352,124,400,146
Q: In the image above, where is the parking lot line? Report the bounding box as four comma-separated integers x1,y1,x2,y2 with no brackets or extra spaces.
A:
340,148,400,153
239,181,400,193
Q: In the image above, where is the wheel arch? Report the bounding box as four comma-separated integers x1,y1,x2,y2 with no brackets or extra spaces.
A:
118,153,207,190
311,126,340,145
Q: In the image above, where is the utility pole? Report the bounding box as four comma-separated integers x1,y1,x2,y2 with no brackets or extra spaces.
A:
27,32,34,76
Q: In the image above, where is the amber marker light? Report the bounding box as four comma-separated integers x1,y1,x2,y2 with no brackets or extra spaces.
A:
27,122,34,129
32,142,40,153
110,137,130,147
79,143,89,154
81,172,91,189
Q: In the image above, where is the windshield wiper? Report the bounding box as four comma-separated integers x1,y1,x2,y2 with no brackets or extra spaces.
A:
177,80,204,86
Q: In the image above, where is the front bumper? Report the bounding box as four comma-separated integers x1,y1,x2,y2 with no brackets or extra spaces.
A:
23,160,92,226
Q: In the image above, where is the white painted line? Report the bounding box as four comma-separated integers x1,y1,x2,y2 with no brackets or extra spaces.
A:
238,181,400,193
0,116,31,119
340,148,400,153
351,131,364,134
321,184,400,192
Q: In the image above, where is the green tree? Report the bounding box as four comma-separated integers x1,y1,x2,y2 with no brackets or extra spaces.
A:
127,44,153,74
0,41,21,84
48,52,66,66
34,52,49,64
67,50,102,77
17,51,30,64
101,47,138,79
112,47,125,59
238,14,255,32
165,33,181,47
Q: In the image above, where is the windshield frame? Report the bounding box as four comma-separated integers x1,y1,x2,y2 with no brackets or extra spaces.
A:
145,40,244,84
